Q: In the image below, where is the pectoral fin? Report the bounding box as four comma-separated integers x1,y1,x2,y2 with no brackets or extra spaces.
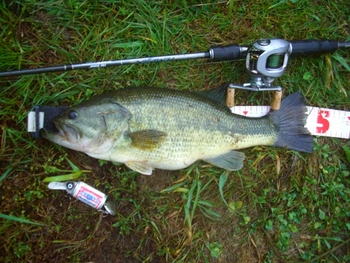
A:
126,161,153,175
204,150,245,171
128,129,167,151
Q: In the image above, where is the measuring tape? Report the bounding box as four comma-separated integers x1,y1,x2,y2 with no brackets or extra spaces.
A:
231,106,350,139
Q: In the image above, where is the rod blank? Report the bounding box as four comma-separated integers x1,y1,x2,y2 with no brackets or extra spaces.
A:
0,52,210,78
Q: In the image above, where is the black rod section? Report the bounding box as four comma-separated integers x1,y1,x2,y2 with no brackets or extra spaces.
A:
290,40,350,56
0,52,210,78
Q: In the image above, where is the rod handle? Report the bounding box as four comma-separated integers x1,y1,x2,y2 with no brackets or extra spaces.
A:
290,40,339,56
209,45,246,62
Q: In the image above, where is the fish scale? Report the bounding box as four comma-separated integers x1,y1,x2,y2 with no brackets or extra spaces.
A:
41,87,313,175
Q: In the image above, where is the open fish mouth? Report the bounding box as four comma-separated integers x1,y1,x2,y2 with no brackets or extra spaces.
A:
41,121,80,144
56,122,81,143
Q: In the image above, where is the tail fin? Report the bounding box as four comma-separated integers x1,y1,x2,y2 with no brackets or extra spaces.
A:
269,92,313,153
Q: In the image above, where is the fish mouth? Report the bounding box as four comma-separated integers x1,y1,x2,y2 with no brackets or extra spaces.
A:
41,121,80,144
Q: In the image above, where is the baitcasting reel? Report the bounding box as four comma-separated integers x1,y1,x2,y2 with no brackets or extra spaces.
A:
240,39,290,90
227,39,291,109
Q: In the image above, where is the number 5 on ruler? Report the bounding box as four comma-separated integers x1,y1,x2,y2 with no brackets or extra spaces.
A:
316,110,330,133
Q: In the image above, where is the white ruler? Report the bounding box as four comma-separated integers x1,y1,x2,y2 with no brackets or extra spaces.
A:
231,106,350,139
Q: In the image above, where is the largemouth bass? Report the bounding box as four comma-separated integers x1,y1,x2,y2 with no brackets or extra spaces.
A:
41,87,313,175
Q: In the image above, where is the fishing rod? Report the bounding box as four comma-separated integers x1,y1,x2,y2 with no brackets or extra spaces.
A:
7,37,347,117
0,39,349,78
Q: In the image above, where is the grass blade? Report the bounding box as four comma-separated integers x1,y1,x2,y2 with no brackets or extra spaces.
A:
219,172,229,206
332,53,350,71
342,146,350,163
0,167,12,182
43,171,84,182
0,213,46,226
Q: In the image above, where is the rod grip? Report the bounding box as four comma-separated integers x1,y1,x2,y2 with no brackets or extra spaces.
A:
290,40,339,56
209,45,244,62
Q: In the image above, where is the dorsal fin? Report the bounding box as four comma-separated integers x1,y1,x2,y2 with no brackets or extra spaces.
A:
196,83,228,104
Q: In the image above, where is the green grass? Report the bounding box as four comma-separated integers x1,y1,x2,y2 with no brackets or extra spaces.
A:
1,0,350,262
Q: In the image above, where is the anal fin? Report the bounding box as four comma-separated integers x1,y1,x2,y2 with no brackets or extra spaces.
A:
126,161,153,175
204,150,245,171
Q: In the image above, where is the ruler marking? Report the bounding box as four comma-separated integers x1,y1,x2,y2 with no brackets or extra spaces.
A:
230,105,349,139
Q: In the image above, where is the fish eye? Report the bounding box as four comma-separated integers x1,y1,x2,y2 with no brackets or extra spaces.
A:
67,110,78,120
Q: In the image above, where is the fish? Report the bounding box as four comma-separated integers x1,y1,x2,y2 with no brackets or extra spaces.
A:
41,86,313,175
